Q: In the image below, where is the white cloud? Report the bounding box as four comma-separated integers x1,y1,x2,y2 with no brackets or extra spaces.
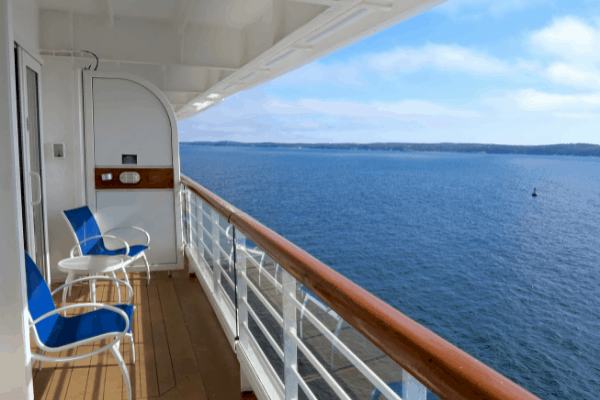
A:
531,17,600,61
298,98,480,118
512,89,600,112
367,44,512,74
529,17,600,90
270,43,518,89
435,0,544,19
552,112,596,119
270,62,366,87
544,62,600,89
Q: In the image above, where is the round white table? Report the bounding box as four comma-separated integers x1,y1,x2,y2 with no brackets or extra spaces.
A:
57,256,126,308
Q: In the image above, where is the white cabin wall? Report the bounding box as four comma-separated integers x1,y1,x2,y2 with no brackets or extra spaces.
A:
40,57,85,282
0,0,34,398
11,0,39,59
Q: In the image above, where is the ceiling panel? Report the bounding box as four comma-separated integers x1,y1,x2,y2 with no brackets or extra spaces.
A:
192,0,274,29
37,0,104,14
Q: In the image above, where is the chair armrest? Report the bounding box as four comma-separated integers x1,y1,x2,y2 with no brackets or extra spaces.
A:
29,303,130,361
104,226,150,246
70,234,129,257
51,276,133,305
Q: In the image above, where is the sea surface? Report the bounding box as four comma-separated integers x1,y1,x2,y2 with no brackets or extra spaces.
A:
180,145,600,399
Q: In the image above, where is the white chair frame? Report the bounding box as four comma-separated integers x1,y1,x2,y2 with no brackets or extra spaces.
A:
299,288,344,368
67,235,130,303
62,212,152,284
30,275,135,400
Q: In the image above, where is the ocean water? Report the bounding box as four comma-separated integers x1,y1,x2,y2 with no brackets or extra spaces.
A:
180,145,600,399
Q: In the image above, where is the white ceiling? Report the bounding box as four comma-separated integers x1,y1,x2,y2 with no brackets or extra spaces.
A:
36,0,446,120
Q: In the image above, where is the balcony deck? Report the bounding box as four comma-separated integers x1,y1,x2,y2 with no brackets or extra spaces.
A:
31,262,242,400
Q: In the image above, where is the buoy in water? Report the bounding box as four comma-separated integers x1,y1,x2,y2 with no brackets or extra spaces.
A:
532,188,538,197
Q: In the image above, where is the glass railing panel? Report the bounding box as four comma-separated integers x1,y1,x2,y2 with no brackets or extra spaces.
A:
298,308,440,400
236,232,286,390
232,227,440,400
183,189,237,338
180,177,535,400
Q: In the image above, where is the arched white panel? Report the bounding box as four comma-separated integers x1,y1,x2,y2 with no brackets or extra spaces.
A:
83,71,183,271
92,78,172,166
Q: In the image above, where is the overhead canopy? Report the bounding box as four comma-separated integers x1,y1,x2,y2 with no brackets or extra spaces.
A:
37,0,445,120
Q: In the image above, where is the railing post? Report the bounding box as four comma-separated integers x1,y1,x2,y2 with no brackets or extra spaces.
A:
197,200,204,256
282,269,298,400
186,188,192,245
212,208,222,298
237,238,249,349
402,370,427,400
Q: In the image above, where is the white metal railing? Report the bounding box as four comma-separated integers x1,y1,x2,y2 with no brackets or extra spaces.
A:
181,185,432,400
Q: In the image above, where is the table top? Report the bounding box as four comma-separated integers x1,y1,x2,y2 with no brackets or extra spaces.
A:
58,255,124,273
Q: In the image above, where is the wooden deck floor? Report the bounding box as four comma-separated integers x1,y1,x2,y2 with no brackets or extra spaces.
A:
32,264,241,400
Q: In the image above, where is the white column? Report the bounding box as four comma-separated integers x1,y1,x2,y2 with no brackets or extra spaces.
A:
238,237,252,395
237,237,249,349
211,209,221,299
198,200,204,257
0,0,34,398
186,189,192,245
282,269,298,400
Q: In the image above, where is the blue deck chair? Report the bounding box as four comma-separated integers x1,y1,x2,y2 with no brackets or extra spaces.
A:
25,253,135,400
63,206,151,284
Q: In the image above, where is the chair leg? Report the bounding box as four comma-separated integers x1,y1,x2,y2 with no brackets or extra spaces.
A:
38,350,45,371
111,341,132,400
63,271,75,315
127,333,135,364
121,266,130,286
142,253,151,284
111,272,121,303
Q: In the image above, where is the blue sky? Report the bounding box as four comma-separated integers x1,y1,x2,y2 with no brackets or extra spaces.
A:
179,0,600,145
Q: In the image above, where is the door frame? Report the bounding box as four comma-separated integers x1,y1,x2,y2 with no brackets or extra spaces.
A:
17,45,50,282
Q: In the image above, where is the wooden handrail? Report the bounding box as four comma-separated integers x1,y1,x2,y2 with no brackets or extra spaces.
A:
181,174,540,400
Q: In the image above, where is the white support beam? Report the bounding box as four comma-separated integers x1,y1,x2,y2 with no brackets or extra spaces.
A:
287,0,346,5
177,0,198,34
38,50,239,71
0,0,33,399
163,90,204,95
287,0,392,8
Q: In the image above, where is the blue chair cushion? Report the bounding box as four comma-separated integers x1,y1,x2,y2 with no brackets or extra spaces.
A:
63,206,104,255
43,304,135,348
94,244,148,258
25,253,58,345
25,252,135,348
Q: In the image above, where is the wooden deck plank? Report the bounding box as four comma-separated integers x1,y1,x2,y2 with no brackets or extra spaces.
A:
147,283,176,395
103,357,125,400
34,269,238,400
134,277,159,399
63,345,95,400
36,284,86,400
155,278,207,399
83,284,109,400
126,277,143,399
172,274,240,400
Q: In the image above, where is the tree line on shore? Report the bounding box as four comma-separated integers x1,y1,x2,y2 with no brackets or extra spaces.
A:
182,141,600,157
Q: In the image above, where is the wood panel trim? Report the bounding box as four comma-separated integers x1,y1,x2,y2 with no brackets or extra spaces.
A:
95,168,174,189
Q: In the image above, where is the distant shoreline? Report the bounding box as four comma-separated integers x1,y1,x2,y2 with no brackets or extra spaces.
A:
181,141,600,157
